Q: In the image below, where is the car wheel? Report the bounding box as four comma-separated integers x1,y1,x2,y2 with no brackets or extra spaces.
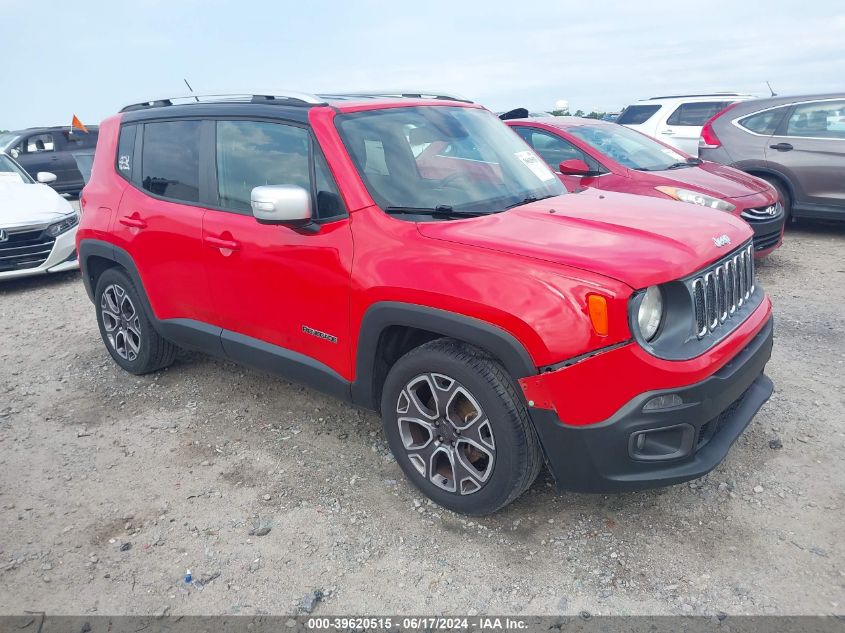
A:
94,268,176,375
381,338,543,515
761,176,792,222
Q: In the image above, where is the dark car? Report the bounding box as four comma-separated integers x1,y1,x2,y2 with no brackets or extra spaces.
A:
0,126,99,195
699,94,845,221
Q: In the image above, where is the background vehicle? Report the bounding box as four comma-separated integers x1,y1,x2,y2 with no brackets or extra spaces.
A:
0,126,99,195
618,94,754,156
0,153,79,279
78,91,772,515
505,116,784,256
699,93,845,221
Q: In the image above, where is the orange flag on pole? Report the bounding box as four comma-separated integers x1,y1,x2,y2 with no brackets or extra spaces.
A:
71,115,89,133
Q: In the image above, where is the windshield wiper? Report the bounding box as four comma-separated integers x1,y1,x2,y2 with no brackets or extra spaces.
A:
506,194,555,209
384,205,484,218
665,157,702,170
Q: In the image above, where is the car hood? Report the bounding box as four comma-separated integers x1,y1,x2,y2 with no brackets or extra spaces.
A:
416,189,752,288
642,162,769,197
0,180,74,228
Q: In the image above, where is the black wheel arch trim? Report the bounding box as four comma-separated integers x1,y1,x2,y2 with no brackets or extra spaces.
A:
350,301,538,410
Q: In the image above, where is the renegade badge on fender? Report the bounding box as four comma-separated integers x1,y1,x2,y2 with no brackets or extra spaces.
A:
77,91,774,515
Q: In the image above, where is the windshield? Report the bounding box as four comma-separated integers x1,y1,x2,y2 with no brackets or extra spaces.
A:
0,133,18,152
567,124,689,171
336,106,564,215
0,153,33,183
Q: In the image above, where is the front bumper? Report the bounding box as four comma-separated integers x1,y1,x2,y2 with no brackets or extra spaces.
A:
526,316,773,493
0,226,79,281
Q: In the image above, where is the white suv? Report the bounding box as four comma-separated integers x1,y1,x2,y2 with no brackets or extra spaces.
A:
618,93,754,155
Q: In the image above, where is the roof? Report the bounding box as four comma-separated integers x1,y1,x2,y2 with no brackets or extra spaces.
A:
9,125,99,134
719,92,845,115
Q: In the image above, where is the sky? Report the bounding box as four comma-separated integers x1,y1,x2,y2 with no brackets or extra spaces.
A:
2,0,844,130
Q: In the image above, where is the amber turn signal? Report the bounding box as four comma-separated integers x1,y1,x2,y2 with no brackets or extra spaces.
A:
588,294,609,336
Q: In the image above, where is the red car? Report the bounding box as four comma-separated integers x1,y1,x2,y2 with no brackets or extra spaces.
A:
77,91,773,514
505,115,784,257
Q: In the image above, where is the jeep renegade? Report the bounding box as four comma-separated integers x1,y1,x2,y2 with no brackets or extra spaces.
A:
77,91,774,515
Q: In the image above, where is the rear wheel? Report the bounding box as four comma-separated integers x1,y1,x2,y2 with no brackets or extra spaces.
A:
381,338,542,515
94,268,176,375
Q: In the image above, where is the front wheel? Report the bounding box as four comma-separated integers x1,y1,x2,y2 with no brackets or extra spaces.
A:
94,268,177,375
381,339,543,515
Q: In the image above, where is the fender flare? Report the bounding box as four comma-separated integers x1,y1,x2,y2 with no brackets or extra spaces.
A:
350,301,538,409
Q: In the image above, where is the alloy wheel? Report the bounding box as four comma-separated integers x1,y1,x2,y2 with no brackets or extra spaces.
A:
396,372,496,495
100,284,142,361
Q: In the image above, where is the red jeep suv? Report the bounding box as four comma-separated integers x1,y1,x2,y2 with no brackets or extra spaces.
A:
77,91,774,515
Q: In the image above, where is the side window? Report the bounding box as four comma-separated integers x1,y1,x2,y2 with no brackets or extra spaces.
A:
25,133,54,153
513,127,590,169
616,105,661,125
216,120,310,213
62,130,98,149
666,101,731,126
314,146,347,220
739,107,788,135
141,120,201,202
785,100,845,138
116,125,136,181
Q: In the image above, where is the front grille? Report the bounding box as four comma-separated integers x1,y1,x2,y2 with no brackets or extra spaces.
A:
690,243,755,339
741,202,782,221
753,229,781,252
696,387,748,450
0,228,55,272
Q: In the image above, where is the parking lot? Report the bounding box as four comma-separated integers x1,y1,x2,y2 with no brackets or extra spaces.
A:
0,215,843,616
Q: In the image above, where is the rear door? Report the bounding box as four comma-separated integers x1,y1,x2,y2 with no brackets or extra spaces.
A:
202,118,353,377
111,119,215,324
659,101,733,155
766,99,845,212
59,129,98,189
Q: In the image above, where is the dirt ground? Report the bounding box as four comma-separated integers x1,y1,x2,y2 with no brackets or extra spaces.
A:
1,218,843,617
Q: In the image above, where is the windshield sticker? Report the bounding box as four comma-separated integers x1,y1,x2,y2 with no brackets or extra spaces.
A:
514,150,556,182
0,172,24,183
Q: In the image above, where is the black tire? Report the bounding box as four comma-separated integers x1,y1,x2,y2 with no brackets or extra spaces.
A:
381,338,543,515
760,175,792,222
94,267,176,375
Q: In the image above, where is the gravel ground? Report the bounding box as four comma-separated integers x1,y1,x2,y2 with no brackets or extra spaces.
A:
0,220,843,617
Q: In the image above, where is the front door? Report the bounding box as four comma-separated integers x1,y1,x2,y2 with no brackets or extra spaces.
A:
202,119,354,379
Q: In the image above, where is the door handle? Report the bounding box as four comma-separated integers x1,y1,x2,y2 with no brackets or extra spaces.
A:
204,235,241,251
770,142,793,151
119,215,147,229
661,130,675,135
50,156,60,161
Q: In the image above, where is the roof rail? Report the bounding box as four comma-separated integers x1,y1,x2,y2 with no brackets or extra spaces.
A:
319,90,473,103
647,93,744,100
119,91,327,112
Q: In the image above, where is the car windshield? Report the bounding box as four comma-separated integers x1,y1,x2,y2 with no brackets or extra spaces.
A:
0,133,18,152
0,153,33,183
567,124,689,171
336,106,565,215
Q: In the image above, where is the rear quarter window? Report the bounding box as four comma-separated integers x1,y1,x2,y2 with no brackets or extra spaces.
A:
116,125,136,181
617,105,661,125
738,107,788,135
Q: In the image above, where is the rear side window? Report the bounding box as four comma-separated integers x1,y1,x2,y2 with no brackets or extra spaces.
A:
141,120,201,202
784,100,845,138
666,101,731,126
738,107,788,135
617,105,661,125
116,125,136,181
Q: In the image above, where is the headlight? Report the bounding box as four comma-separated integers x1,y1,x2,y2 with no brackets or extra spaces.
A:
636,285,664,342
655,186,736,213
46,212,79,237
